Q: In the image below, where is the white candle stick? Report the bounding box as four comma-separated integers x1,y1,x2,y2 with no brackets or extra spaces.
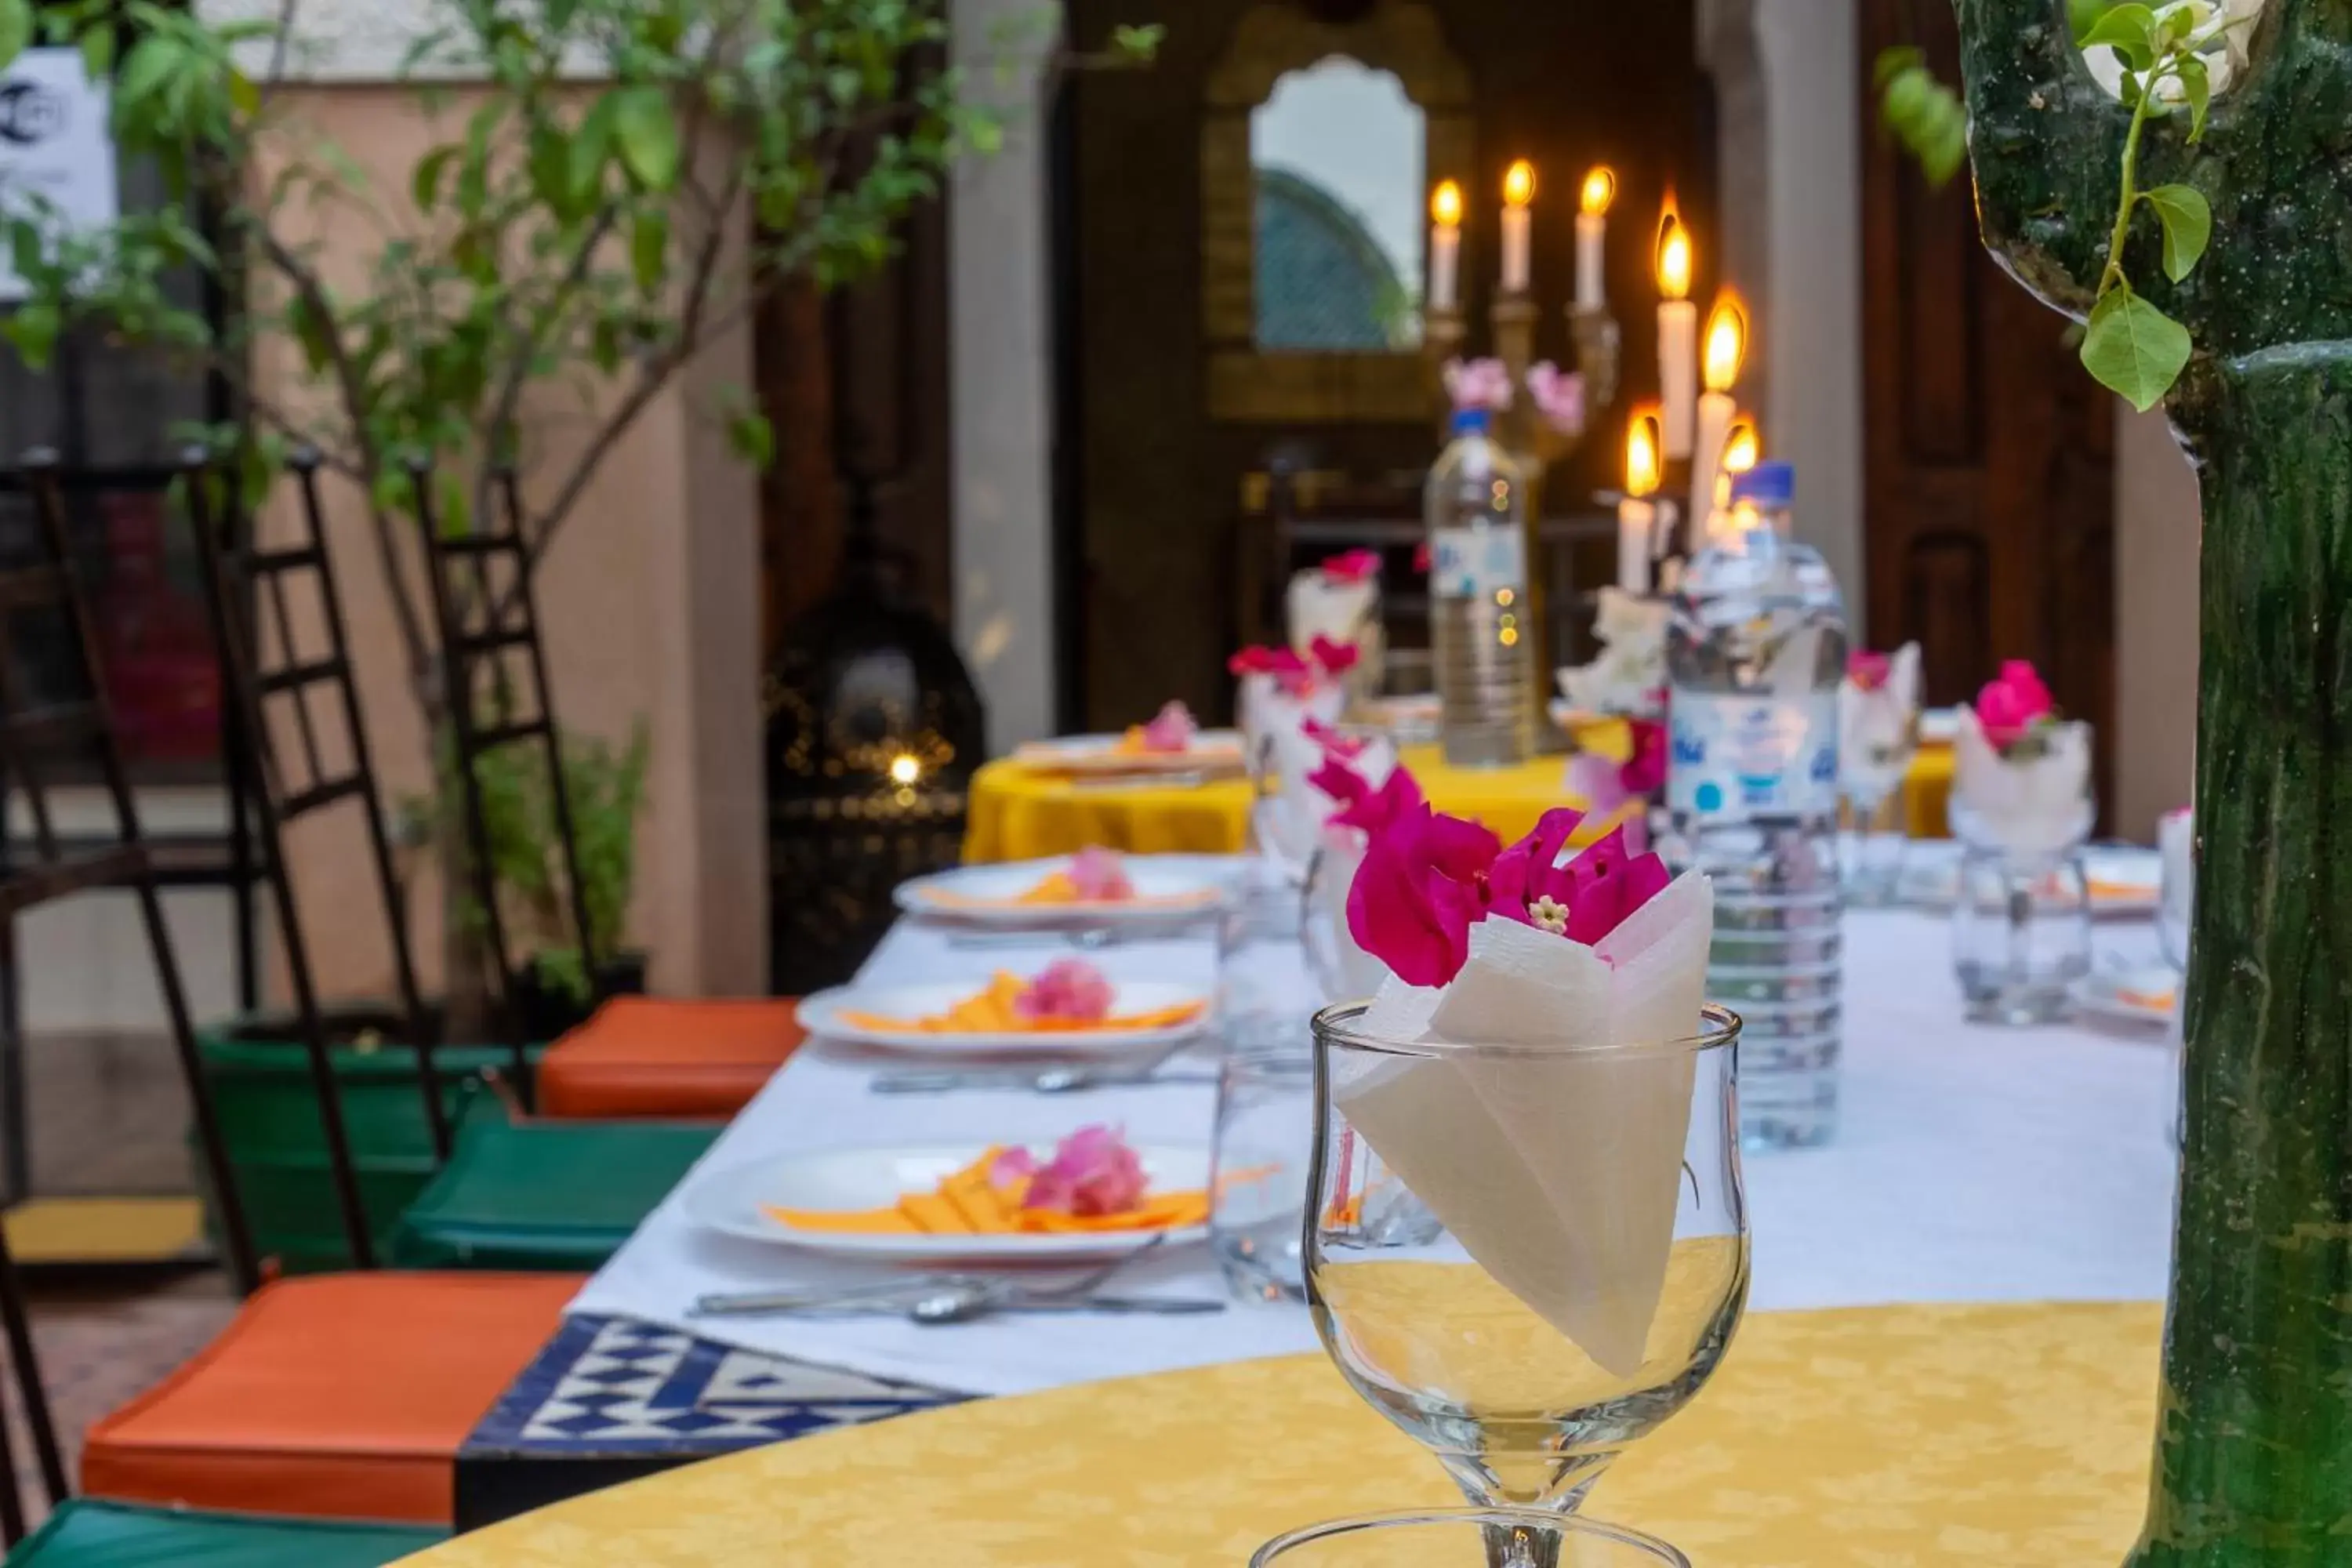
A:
1654,210,1697,458
1501,161,1535,295
1690,390,1734,552
1429,180,1463,311
1575,167,1614,309
1621,408,1662,593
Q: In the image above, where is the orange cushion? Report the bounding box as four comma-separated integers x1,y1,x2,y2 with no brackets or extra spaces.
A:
82,1272,579,1526
536,996,807,1120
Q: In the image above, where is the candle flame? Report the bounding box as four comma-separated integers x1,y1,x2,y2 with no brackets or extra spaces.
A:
1626,406,1663,499
1580,166,1617,217
1431,180,1464,229
1504,160,1537,209
1722,416,1760,475
1703,293,1748,392
1655,203,1693,301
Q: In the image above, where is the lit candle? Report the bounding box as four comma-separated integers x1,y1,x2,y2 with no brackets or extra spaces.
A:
1713,415,1759,539
1655,203,1698,459
1690,292,1748,540
1575,166,1615,309
1501,160,1536,295
1428,180,1463,312
1619,405,1662,595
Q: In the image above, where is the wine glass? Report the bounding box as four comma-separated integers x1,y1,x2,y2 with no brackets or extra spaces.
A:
1251,1508,1690,1568
1838,748,1915,907
1301,1003,1748,1520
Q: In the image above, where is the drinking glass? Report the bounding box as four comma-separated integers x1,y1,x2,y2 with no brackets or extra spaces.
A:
1221,874,1312,1058
1838,779,1910,907
1302,1003,1748,1520
1250,1508,1689,1568
1211,1041,1316,1302
1951,841,2092,1025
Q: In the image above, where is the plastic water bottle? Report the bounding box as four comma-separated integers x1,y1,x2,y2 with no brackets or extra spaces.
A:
1425,409,1532,767
1664,463,1848,1148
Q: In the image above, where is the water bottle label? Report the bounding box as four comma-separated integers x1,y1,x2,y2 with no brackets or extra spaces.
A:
1668,693,1839,818
1431,528,1526,601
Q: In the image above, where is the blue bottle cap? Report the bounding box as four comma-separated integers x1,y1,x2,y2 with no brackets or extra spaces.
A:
1450,407,1494,437
1730,460,1795,509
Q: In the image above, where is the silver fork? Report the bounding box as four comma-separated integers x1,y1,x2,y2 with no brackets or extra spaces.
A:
691,1236,1171,1319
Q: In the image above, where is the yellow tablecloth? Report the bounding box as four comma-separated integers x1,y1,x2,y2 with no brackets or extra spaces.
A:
965,742,1955,864
397,1301,2158,1566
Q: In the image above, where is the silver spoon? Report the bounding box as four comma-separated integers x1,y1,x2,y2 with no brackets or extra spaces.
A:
905,1287,1225,1325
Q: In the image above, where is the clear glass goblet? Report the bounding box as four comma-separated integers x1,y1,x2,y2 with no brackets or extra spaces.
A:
1251,1508,1690,1568
1303,1003,1748,1519
1838,772,1911,907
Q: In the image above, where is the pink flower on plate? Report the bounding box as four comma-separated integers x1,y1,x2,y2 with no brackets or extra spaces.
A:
1138,700,1197,754
1974,659,2056,751
1443,357,1515,413
1487,810,1671,946
1013,958,1117,1025
1000,1126,1149,1217
1345,806,1504,988
1848,651,1892,691
1321,549,1382,585
1308,634,1361,677
1526,361,1587,437
1066,847,1136,902
1312,757,1426,837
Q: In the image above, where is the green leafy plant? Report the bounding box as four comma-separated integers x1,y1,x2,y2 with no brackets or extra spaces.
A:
407,723,651,1008
1878,2,2252,411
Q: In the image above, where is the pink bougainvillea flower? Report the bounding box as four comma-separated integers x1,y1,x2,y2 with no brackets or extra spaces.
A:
1013,958,1118,1025
1486,812,1671,946
1308,634,1361,677
1138,699,1197,753
1847,651,1893,691
1621,718,1668,797
1345,805,1502,988
1413,540,1432,575
1011,1125,1149,1217
1526,361,1587,436
1443,356,1516,412
1314,758,1425,837
1321,549,1382,585
1228,644,1310,679
1974,659,2056,750
1066,846,1136,902
1301,718,1369,760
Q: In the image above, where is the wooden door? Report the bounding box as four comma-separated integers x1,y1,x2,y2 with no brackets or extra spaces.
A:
1860,0,2116,818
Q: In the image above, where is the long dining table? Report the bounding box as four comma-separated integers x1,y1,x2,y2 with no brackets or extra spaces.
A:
452,856,2183,1527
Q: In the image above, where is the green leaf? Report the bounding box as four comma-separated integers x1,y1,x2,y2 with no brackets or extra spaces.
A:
290,292,336,375
2176,52,2212,141
1874,44,1923,91
1109,23,1164,61
226,69,259,117
78,24,113,81
612,87,678,191
2082,286,2192,411
114,34,176,111
2080,3,2158,68
412,144,457,209
2068,0,2122,42
2143,182,2211,281
630,212,666,295
3,301,59,370
0,0,34,72
725,408,773,470
571,93,618,201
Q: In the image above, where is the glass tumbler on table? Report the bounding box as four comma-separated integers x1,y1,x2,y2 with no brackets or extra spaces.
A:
1210,1041,1316,1302
1949,802,2092,1026
1296,1002,1748,1543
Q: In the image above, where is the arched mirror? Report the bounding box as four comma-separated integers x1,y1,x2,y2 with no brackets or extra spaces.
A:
1250,57,1425,351
1203,0,1471,423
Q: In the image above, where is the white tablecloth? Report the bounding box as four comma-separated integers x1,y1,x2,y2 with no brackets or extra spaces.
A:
568,891,2180,1397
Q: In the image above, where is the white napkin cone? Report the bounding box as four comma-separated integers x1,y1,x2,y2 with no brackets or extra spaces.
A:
1952,710,2094,857
1287,572,1385,698
1334,869,1715,1377
1838,642,1922,800
1555,589,1668,716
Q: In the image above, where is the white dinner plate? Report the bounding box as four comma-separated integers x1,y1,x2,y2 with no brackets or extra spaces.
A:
1012,731,1246,779
1898,844,2161,918
2072,965,2177,1027
797,979,1214,1062
893,855,1236,929
685,1142,1213,1263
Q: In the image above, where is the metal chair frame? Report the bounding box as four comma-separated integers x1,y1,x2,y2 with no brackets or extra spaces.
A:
0,452,262,1302
411,462,600,1090
180,452,450,1271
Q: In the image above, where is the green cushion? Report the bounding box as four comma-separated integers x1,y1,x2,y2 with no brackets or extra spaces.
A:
386,1111,715,1271
7,1499,442,1567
